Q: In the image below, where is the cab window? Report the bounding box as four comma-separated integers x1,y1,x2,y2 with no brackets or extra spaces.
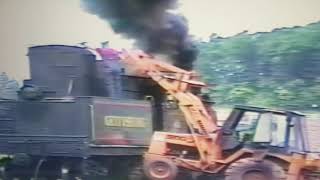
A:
253,113,287,147
288,116,304,151
235,112,260,142
270,114,287,147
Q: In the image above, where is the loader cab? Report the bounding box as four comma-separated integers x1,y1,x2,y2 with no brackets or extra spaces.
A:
222,105,306,154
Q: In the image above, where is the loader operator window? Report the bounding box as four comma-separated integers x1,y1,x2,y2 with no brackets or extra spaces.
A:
236,112,288,147
235,112,260,142
269,115,287,147
288,116,304,151
253,113,287,147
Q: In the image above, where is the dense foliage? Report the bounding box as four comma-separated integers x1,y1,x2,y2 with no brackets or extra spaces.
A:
0,73,19,100
195,22,320,110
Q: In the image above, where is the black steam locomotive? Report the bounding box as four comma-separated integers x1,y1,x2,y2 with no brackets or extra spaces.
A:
0,45,185,179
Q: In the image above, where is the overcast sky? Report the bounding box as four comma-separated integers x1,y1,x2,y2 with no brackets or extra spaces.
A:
1,0,320,81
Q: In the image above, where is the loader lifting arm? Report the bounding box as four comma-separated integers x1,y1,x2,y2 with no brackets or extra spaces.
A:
119,51,320,180
119,51,223,166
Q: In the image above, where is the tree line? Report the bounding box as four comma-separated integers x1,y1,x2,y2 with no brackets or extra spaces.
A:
195,22,320,110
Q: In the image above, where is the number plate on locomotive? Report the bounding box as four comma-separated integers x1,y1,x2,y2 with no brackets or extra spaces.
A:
104,116,146,128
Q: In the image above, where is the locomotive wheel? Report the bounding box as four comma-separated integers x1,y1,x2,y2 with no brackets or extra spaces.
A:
128,160,147,180
225,158,286,180
81,159,109,179
143,157,177,180
4,154,34,180
4,163,33,180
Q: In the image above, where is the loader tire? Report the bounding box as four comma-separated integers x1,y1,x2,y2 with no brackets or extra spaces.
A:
225,158,286,180
143,157,177,180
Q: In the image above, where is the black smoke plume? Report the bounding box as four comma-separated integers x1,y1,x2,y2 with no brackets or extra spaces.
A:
81,0,198,70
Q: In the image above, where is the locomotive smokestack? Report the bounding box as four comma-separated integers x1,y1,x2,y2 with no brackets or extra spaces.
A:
81,0,198,70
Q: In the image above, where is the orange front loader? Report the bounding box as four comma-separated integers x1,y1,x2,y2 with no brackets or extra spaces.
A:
120,50,320,180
